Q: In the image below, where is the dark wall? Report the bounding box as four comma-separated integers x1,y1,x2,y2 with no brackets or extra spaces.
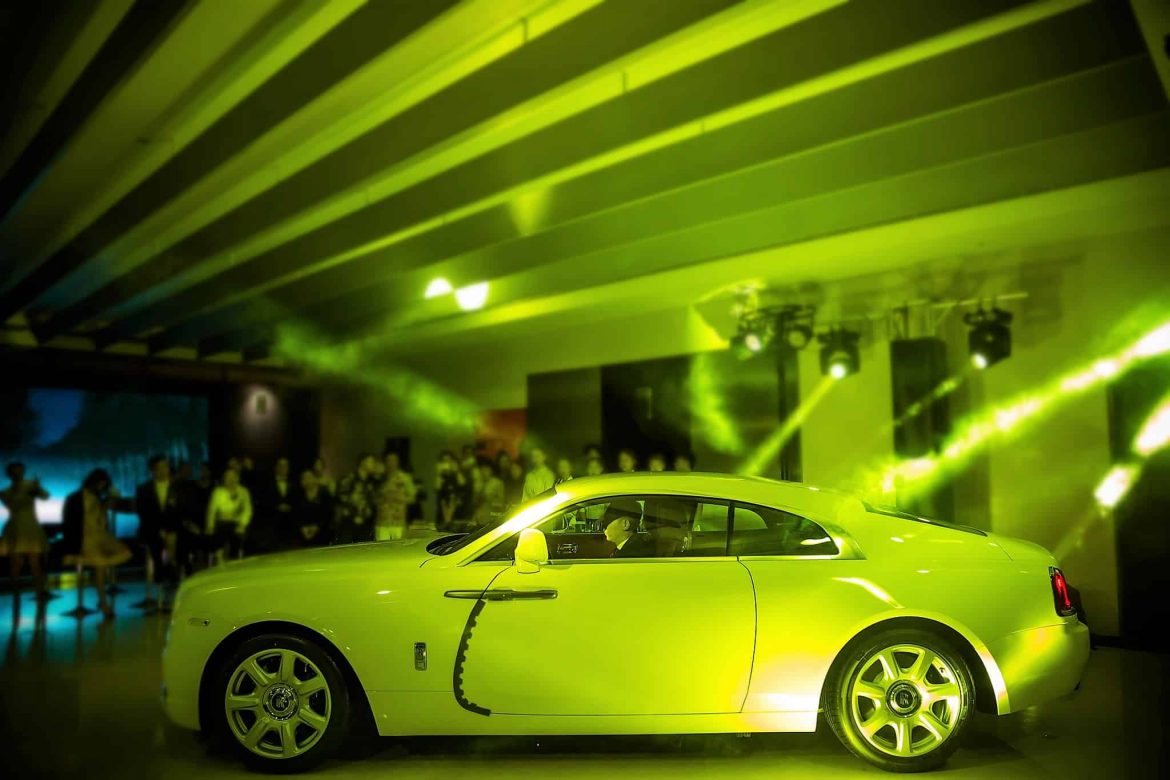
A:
1109,356,1170,650
526,367,601,459
890,338,955,520
0,347,319,475
210,383,320,473
601,355,692,467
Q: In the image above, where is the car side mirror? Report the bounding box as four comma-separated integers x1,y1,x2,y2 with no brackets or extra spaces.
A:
514,529,548,574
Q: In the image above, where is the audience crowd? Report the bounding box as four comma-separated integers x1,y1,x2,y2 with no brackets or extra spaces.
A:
1,444,693,612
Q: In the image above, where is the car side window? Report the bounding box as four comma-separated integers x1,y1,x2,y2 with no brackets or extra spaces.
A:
476,495,733,562
731,503,839,556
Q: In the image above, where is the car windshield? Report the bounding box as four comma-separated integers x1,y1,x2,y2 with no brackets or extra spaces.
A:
428,488,557,556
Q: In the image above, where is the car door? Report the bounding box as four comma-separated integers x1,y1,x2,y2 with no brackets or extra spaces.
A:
452,495,757,717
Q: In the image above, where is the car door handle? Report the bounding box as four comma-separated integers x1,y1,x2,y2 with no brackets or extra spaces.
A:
445,588,557,601
486,588,557,601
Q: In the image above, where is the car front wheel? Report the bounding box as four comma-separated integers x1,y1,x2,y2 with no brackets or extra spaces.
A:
824,628,974,773
216,634,351,773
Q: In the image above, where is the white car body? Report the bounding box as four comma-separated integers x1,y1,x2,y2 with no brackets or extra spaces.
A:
163,473,1089,743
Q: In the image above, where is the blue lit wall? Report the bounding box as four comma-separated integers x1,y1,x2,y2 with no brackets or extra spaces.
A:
0,388,209,538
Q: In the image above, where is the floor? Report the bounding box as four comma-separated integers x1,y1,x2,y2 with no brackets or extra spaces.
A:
1,581,1165,779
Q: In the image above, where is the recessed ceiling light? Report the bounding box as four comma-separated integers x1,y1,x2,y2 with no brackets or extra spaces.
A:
424,277,453,298
455,281,489,311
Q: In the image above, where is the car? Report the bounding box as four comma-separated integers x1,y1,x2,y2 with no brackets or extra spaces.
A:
161,472,1090,773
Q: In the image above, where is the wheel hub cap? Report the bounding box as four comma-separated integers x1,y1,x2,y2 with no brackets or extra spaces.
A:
886,681,921,716
263,684,299,720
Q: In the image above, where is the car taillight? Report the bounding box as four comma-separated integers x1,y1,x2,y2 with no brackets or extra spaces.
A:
1050,567,1076,617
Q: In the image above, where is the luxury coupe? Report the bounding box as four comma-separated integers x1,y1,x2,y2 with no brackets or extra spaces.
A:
161,472,1089,773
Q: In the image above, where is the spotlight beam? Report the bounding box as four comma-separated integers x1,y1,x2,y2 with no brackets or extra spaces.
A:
855,319,1170,502
738,377,836,476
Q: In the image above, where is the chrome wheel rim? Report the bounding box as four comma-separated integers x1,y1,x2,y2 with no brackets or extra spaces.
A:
848,643,963,758
225,649,331,759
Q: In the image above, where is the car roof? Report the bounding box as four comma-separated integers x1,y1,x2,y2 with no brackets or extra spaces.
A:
554,472,862,518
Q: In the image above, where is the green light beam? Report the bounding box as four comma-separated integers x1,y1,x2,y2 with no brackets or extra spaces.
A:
274,321,479,434
855,319,1170,502
738,377,836,476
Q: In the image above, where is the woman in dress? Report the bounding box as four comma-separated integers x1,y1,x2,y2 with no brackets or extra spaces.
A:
1,462,49,598
375,452,416,541
79,469,132,619
205,467,252,564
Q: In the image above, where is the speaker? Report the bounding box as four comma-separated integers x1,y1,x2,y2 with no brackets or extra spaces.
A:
889,338,953,519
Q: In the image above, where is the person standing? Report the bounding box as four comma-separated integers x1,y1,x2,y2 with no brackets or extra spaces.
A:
522,448,555,501
205,467,252,564
334,454,378,544
312,456,336,497
434,451,465,529
136,456,183,586
582,456,607,530
554,457,574,486
647,452,667,472
79,470,132,619
618,448,638,473
254,456,295,552
375,452,416,541
473,459,505,528
1,462,49,599
673,452,694,472
293,470,333,547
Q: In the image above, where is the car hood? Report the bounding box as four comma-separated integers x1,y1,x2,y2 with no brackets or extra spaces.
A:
182,534,447,588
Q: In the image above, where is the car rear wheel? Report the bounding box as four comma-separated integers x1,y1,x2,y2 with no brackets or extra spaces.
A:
216,634,351,773
824,628,974,773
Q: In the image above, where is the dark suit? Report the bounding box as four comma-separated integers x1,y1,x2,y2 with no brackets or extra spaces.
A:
61,490,85,557
614,534,657,559
292,491,334,547
136,480,185,551
253,477,297,552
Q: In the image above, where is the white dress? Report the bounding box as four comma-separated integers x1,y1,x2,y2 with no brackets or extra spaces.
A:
1,481,49,555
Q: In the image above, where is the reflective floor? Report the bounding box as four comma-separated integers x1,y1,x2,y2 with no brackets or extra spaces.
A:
1,582,1165,779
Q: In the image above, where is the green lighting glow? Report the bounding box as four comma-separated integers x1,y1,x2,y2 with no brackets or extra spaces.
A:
738,377,835,476
687,352,746,457
1134,392,1170,457
274,322,478,434
1126,322,1170,360
829,362,848,380
858,320,1170,502
455,281,489,311
1094,465,1139,510
425,277,453,298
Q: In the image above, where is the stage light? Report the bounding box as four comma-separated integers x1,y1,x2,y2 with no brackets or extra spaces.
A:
784,323,813,350
730,315,773,360
424,277,453,298
965,306,1013,369
455,281,489,310
729,332,754,361
819,328,860,379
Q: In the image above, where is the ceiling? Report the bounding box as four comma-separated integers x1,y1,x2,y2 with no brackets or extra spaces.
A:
1,0,1168,366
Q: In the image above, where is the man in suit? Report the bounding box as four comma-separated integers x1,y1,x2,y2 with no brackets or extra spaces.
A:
136,455,185,586
253,456,296,552
602,498,656,558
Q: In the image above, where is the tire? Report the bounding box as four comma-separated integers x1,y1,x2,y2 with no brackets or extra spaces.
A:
824,628,974,773
213,633,352,773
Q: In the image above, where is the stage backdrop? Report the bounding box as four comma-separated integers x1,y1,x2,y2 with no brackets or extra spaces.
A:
0,387,209,536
